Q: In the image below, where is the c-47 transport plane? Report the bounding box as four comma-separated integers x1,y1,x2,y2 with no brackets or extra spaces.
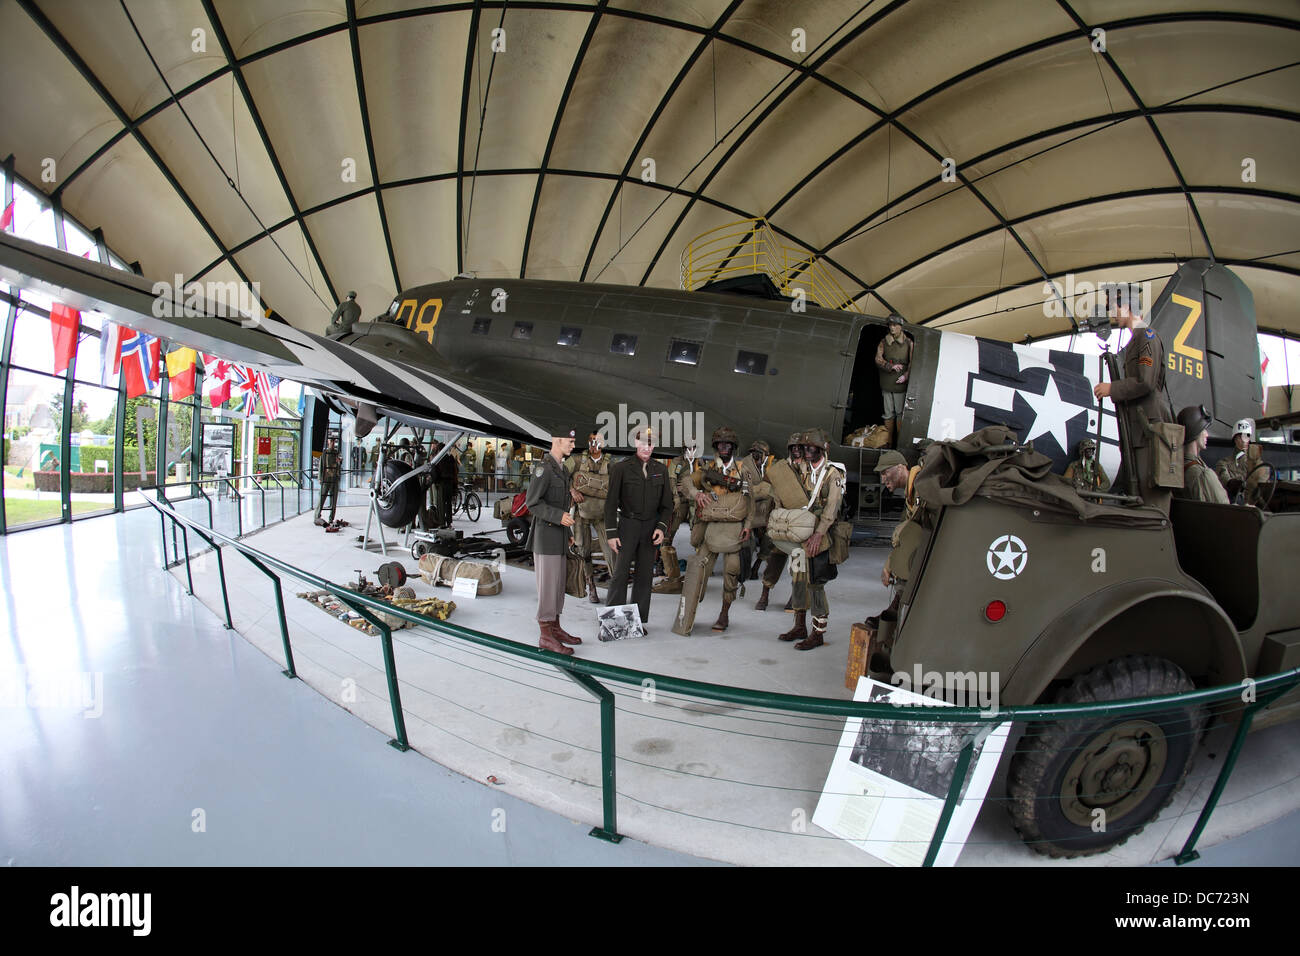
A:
0,230,1272,529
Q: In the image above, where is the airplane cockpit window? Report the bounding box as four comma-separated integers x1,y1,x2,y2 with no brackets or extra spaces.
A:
557,326,582,347
611,333,637,356
735,350,767,375
512,321,534,340
472,318,491,335
387,300,400,318
669,340,701,365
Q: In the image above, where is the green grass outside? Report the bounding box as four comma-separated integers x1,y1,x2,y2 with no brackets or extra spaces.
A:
3,465,35,490
3,498,109,527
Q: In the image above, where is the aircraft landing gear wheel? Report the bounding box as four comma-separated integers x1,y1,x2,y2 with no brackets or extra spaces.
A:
375,459,421,528
1007,655,1205,858
506,516,528,546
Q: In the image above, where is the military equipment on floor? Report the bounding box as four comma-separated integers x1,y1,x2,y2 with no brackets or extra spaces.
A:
376,561,408,588
417,553,503,596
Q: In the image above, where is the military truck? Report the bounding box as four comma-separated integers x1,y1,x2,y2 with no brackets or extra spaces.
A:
866,437,1300,858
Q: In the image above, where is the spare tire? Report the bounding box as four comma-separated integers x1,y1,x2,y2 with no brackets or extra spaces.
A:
375,458,421,528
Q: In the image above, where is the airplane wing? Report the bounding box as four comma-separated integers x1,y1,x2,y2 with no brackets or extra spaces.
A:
0,232,549,443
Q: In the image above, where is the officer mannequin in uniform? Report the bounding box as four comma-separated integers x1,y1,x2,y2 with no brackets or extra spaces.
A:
1063,438,1109,493
652,442,698,595
875,315,912,448
525,427,584,656
605,426,673,631
780,428,844,651
1177,405,1229,504
755,432,807,612
569,432,616,603
671,426,749,636
315,434,341,525
1093,288,1175,514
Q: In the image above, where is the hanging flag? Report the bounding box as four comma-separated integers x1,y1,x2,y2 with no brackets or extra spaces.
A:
1,201,13,231
50,302,81,374
255,371,282,420
204,356,233,408
297,385,306,417
165,347,198,401
119,329,161,399
227,364,256,416
99,321,123,387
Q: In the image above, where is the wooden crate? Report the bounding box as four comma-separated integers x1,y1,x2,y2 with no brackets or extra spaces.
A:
845,623,872,691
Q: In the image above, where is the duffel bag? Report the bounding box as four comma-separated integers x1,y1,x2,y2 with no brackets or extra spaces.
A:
493,497,512,520
828,520,853,565
565,551,588,597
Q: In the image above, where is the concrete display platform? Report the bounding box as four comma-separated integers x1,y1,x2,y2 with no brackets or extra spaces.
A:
163,499,1300,867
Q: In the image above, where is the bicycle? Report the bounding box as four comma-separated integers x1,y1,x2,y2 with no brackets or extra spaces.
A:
450,481,482,522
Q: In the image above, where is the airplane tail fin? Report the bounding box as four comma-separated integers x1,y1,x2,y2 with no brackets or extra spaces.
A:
1140,259,1262,440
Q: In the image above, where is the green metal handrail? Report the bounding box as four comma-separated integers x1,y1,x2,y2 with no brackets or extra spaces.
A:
139,490,1300,862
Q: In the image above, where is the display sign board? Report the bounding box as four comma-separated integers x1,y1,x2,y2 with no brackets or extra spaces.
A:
257,435,272,455
204,423,234,448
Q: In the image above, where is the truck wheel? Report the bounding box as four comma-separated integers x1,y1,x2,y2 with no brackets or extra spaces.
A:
1007,655,1205,858
375,459,421,528
506,516,528,546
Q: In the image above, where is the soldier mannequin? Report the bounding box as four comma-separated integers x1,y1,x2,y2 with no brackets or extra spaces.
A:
605,427,673,631
327,291,360,336
754,433,807,612
525,427,583,656
867,449,927,628
1093,290,1175,514
1063,438,1109,493
652,442,698,595
781,428,844,651
315,434,341,525
671,426,750,636
1215,419,1259,503
569,433,616,603
1177,405,1229,504
740,439,775,582
875,315,912,448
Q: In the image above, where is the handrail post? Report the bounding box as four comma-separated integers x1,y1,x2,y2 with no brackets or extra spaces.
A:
158,510,169,568
923,733,977,867
342,600,410,751
1175,681,1298,864
280,477,285,522
180,525,194,595
564,670,623,843
242,553,298,679
190,525,234,630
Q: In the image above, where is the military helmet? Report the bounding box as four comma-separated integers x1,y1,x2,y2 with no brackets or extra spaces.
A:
748,439,770,456
1234,418,1254,439
787,430,805,450
887,313,904,328
1077,438,1098,456
1177,404,1212,440
711,425,739,449
801,427,830,451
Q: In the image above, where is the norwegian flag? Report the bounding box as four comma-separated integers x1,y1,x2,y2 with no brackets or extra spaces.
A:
119,329,161,399
254,371,282,420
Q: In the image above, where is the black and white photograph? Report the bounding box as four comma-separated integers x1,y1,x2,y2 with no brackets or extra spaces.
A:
596,604,644,643
202,423,234,449
201,446,232,476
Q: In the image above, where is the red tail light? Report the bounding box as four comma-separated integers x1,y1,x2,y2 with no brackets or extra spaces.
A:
985,600,1007,622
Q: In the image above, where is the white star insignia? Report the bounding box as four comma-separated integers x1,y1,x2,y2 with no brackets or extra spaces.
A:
1020,374,1091,455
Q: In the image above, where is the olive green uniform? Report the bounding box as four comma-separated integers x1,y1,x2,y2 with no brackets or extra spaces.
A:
524,453,574,622
570,451,616,587
789,457,845,625
652,453,694,594
876,331,912,441
1109,324,1174,514
760,455,807,590
1063,456,1109,493
315,446,341,523
671,457,747,636
1182,455,1229,505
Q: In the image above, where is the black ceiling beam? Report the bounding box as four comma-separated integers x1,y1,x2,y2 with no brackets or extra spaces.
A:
456,1,483,275
855,184,1300,302
1057,0,1214,260
346,0,402,292
580,0,741,282
17,0,264,305
200,0,340,306
820,103,1300,261
518,0,608,278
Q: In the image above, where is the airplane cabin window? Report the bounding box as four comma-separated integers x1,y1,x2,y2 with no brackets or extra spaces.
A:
472,317,492,335
610,333,637,356
669,340,701,365
512,321,533,340
557,326,582,347
735,350,767,375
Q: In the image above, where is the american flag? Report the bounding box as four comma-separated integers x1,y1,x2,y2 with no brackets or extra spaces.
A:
255,371,282,420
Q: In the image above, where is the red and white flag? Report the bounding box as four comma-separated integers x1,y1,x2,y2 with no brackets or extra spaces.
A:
50,302,81,374
99,321,123,386
0,201,13,232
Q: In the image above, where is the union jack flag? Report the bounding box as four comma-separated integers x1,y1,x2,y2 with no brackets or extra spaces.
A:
255,371,282,420
226,364,256,416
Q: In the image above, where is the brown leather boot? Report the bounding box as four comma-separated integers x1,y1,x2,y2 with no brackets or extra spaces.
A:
653,546,682,594
539,622,573,656
711,598,732,631
779,610,807,642
551,618,582,646
796,615,827,651
755,585,770,611
586,570,600,604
